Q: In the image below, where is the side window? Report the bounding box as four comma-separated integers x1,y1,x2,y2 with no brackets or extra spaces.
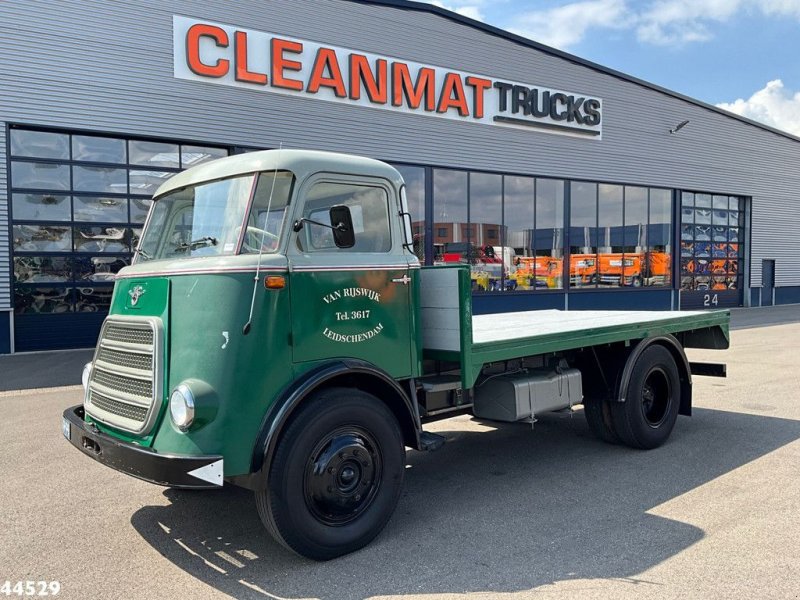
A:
298,182,392,253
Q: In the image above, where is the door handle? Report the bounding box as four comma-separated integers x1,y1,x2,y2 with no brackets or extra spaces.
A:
391,275,411,285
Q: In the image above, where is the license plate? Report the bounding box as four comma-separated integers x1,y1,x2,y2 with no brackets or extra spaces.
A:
62,417,70,440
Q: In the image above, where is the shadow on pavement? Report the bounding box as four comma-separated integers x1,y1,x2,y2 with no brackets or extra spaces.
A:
130,407,800,599
730,304,800,330
0,349,93,392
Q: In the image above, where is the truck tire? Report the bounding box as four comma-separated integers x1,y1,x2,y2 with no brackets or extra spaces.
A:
610,345,680,449
255,387,405,560
583,395,619,444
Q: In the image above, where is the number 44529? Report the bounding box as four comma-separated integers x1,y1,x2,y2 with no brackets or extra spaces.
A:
0,582,60,596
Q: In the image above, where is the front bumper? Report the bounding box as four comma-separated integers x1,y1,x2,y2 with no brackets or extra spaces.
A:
62,405,223,489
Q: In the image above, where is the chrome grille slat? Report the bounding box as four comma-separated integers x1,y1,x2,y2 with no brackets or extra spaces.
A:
89,391,149,422
96,347,152,371
92,369,152,398
104,324,154,346
84,316,162,434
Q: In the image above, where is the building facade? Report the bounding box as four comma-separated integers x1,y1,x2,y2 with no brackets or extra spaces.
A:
1,0,798,353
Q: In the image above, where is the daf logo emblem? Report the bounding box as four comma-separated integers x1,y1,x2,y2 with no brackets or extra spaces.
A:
128,285,146,306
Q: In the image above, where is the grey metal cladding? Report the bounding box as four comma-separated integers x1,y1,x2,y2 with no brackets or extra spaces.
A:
0,0,798,287
0,122,9,310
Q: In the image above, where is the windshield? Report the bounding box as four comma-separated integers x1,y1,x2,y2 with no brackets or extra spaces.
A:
136,171,294,262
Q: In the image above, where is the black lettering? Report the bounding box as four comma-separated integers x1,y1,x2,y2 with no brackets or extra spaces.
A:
583,98,602,126
549,92,568,121
529,89,550,118
511,85,531,115
494,81,513,112
565,96,586,123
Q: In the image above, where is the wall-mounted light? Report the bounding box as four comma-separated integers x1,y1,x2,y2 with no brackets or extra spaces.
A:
670,120,690,134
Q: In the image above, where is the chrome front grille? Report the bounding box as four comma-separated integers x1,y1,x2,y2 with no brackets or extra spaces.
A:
84,316,163,434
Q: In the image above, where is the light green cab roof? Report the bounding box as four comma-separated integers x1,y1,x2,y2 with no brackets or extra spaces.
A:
154,149,404,199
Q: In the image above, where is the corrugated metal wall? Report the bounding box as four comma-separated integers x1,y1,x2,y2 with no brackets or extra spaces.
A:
0,122,9,309
0,0,799,288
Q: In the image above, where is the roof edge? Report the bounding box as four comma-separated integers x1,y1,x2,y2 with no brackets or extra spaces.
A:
344,0,800,145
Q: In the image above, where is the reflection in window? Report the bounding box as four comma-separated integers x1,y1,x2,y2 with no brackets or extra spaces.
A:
432,169,467,263
569,182,598,289
14,287,73,314
14,256,72,284
73,196,128,222
129,140,180,168
469,173,503,292
13,225,72,252
392,165,425,262
11,162,70,191
11,193,71,221
598,184,623,287
74,256,129,282
72,136,126,163
10,130,69,160
130,198,153,223
648,189,672,288
181,145,228,167
74,227,130,253
534,179,565,290
73,166,127,194
129,170,176,196
75,286,114,312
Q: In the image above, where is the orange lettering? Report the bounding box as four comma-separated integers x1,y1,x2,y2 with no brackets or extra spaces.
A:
437,72,469,116
234,31,267,85
307,48,347,97
350,54,387,103
392,63,436,111
186,24,229,78
466,76,492,119
271,38,304,91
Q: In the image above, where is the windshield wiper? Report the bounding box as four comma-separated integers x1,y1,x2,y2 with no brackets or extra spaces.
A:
174,236,218,252
136,248,153,260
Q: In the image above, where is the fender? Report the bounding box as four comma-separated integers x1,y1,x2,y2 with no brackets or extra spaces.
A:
615,334,693,416
239,359,420,489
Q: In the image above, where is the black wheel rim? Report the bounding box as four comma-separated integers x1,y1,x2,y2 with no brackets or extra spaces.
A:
303,426,382,526
641,367,672,427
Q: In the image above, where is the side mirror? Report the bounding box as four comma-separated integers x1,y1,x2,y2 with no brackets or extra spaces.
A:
329,205,355,248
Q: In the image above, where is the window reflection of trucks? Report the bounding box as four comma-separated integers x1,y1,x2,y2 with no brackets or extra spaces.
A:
63,150,730,561
572,252,671,287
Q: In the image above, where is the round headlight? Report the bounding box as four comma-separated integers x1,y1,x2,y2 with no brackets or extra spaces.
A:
169,384,196,431
81,362,92,392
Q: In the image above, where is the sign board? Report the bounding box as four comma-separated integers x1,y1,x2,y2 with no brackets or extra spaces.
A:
173,15,603,139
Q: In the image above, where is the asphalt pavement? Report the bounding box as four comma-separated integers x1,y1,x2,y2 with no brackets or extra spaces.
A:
0,308,799,599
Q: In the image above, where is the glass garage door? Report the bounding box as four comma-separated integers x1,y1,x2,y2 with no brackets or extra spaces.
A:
679,191,746,309
8,126,228,352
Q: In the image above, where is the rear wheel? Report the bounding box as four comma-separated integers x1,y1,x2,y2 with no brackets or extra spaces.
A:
255,387,405,560
610,345,680,449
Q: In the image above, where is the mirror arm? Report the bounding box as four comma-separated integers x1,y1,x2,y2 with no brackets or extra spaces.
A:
292,217,345,232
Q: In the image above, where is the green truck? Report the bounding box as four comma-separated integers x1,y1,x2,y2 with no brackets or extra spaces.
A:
63,149,730,560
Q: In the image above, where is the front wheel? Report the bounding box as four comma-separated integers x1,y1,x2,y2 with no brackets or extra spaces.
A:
255,388,405,560
610,345,681,449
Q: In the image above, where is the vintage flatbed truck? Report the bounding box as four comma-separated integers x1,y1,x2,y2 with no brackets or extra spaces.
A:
62,149,730,560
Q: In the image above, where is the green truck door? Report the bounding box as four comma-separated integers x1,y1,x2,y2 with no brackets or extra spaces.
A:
288,175,414,379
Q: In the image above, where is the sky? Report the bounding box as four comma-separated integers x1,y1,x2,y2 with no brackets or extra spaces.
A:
418,0,800,136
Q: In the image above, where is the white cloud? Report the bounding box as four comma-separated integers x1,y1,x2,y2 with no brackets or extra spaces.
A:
417,0,800,49
717,79,800,136
507,0,629,49
427,0,486,22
